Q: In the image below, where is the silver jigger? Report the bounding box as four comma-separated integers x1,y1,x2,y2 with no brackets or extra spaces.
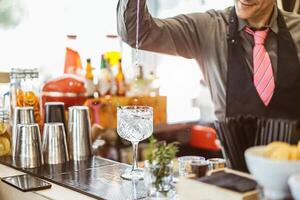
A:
43,123,69,165
68,106,92,161
12,107,35,157
14,124,43,168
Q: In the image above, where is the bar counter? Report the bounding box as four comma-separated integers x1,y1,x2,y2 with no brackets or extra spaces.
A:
0,157,261,200
0,154,267,200
0,156,147,200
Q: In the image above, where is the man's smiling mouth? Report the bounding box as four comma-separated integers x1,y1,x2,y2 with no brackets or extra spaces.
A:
240,0,256,7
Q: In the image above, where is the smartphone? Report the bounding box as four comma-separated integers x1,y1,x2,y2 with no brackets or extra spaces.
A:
1,174,51,192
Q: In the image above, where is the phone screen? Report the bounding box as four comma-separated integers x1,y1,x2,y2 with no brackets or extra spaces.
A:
1,174,51,192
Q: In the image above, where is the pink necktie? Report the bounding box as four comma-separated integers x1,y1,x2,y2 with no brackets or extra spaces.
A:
245,27,275,106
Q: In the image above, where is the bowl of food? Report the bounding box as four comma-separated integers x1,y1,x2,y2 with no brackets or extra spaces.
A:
245,142,300,199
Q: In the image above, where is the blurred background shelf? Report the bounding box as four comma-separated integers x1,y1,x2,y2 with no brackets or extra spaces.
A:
85,96,167,129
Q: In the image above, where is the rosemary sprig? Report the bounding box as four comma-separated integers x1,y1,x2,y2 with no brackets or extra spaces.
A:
147,136,179,193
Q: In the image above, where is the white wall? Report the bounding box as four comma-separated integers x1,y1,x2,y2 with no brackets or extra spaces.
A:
154,0,232,123
0,0,120,79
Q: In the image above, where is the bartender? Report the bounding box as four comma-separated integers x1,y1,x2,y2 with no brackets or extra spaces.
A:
117,0,300,121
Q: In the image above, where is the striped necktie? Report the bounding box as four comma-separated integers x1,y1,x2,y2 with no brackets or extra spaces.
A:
244,27,275,106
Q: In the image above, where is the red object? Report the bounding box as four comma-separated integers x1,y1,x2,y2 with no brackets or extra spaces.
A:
189,125,220,151
64,47,82,75
88,100,102,125
42,75,87,109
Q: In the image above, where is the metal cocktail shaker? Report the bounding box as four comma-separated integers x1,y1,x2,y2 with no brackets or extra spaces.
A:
14,124,43,168
42,123,69,164
44,102,67,133
68,106,92,161
12,107,35,157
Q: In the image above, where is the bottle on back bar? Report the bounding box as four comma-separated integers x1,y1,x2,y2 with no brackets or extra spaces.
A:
98,55,114,96
127,64,150,97
115,59,126,96
85,58,96,98
106,58,117,96
64,35,83,76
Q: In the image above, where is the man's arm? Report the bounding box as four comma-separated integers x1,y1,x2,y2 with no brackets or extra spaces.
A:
117,0,219,59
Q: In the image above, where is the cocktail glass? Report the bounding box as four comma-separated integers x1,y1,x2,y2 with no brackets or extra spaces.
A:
117,106,153,180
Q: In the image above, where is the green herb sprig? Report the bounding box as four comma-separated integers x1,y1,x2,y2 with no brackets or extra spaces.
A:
146,136,179,193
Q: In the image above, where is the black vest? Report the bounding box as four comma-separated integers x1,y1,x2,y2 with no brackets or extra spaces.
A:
226,8,300,120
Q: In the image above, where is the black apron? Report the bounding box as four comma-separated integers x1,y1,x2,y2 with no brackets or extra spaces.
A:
226,8,300,120
215,8,300,171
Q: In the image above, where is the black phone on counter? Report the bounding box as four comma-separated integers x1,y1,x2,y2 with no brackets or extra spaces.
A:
1,174,52,192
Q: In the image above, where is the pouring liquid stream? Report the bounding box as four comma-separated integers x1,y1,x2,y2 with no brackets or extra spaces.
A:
135,0,141,79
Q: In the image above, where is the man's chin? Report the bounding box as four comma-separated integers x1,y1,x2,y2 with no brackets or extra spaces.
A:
235,8,253,20
235,2,257,19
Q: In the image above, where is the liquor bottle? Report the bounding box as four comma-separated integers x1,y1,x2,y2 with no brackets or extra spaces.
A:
98,55,113,96
85,58,95,98
64,35,83,76
106,58,117,96
115,59,126,96
148,71,160,97
127,64,150,97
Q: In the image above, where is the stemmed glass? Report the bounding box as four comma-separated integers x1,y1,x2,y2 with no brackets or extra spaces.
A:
117,106,153,180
